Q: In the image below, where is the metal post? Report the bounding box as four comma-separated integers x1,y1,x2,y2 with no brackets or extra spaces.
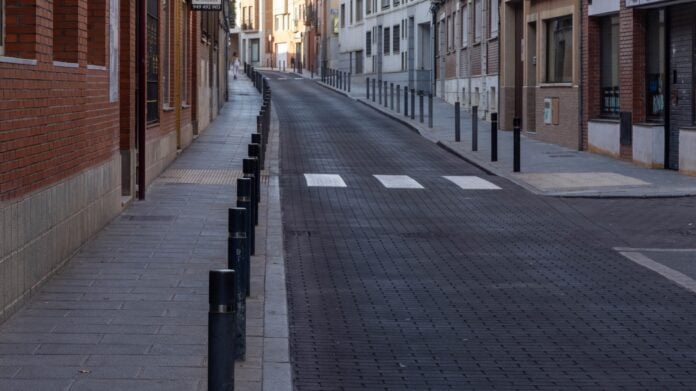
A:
249,143,262,171
390,83,394,110
366,77,370,99
236,177,253,296
243,158,259,225
396,85,401,113
228,208,247,360
348,72,351,92
428,93,433,128
372,79,376,102
513,117,521,172
454,101,461,142
404,86,408,117
208,269,236,391
491,113,498,162
378,80,382,105
252,133,263,168
384,81,388,108
410,88,415,120
472,106,478,151
419,91,424,123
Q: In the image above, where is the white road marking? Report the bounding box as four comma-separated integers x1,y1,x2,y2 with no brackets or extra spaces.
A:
443,176,501,190
304,174,347,187
619,251,696,295
373,175,424,189
614,247,696,253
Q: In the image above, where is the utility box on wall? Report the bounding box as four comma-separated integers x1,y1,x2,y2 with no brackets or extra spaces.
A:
544,97,560,125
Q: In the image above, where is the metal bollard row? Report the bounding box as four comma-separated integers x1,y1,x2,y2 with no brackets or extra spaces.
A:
209,73,272,391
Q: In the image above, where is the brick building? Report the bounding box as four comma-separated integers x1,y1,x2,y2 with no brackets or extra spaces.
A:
435,0,500,119
583,0,696,175
500,0,581,148
0,0,228,321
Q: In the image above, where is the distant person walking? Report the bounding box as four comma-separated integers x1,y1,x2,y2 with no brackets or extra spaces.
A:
232,52,240,80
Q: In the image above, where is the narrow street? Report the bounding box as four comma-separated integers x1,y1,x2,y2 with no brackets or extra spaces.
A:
271,73,696,389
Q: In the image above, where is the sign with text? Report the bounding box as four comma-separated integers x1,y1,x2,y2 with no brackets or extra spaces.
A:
192,0,221,11
626,0,669,7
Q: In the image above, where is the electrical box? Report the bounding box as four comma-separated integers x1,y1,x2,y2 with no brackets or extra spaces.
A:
544,97,560,125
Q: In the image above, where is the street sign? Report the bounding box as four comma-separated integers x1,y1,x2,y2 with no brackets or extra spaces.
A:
192,0,221,11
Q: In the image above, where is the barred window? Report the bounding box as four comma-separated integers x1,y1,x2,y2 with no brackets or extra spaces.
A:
146,0,159,123
600,15,619,116
393,25,400,53
0,0,4,55
383,27,390,54
366,31,371,56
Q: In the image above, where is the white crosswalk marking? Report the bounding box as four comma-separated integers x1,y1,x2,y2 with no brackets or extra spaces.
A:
304,174,347,187
373,175,424,189
443,176,501,190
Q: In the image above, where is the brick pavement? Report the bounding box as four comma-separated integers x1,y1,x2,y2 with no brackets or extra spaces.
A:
271,75,696,390
294,70,696,197
0,72,291,390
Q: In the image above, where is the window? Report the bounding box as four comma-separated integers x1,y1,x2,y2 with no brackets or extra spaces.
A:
355,50,363,73
449,15,454,50
163,0,171,106
366,31,371,56
356,0,363,22
393,0,399,7
545,15,572,83
350,0,353,24
181,1,189,104
600,15,619,116
275,15,280,30
646,10,665,121
381,0,388,10
146,0,159,123
53,0,79,63
87,0,107,65
461,5,468,46
366,0,371,15
340,4,345,28
251,38,259,62
393,25,400,53
489,0,498,38
384,27,390,54
474,0,481,43
0,0,4,56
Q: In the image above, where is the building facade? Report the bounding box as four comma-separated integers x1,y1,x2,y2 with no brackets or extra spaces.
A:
500,0,581,148
583,0,696,175
435,0,499,119
0,0,228,321
337,0,432,90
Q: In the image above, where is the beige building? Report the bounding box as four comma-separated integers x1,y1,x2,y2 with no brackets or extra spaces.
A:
500,0,581,148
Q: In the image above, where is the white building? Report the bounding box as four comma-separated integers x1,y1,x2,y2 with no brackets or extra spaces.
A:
337,0,434,91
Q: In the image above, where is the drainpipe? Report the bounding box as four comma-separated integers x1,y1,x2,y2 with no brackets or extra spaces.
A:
578,0,584,151
431,1,440,96
137,0,147,200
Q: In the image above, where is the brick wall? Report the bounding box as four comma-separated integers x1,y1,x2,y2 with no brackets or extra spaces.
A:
4,0,38,59
486,38,498,75
0,0,118,202
580,1,600,150
532,87,580,148
53,0,81,63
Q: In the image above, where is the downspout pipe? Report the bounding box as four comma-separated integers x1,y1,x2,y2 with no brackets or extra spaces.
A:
431,1,439,96
578,0,584,151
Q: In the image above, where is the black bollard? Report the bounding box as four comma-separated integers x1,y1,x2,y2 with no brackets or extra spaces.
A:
472,106,478,151
378,80,382,105
243,159,259,223
249,143,262,170
372,79,376,102
491,113,498,162
228,208,247,360
513,117,521,172
208,269,236,391
428,93,433,128
404,86,408,117
348,72,351,92
238,177,255,259
396,85,401,113
390,83,394,110
366,77,370,99
252,133,264,167
419,91,424,123
384,81,388,108
455,101,461,142
410,88,415,120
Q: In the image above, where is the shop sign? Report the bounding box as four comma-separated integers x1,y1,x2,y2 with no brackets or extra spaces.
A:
192,0,221,11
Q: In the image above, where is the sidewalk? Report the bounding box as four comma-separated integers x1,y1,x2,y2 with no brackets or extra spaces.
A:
293,69,696,197
0,72,290,390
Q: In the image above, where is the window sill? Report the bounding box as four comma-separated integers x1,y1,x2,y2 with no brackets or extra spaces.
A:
589,118,619,124
163,105,174,112
53,61,79,68
487,35,498,42
679,126,696,132
0,56,37,65
182,103,191,109
87,64,107,70
539,82,573,88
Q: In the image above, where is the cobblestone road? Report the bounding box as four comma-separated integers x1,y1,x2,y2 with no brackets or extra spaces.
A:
272,74,696,390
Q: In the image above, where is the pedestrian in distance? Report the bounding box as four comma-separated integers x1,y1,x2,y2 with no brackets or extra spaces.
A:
232,52,240,80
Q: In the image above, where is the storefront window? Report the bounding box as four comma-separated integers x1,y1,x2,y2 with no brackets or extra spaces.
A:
600,15,619,116
646,9,665,121
545,15,573,83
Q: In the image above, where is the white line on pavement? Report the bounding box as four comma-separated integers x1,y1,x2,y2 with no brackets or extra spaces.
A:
304,174,347,187
443,176,501,190
373,175,424,189
619,251,696,295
